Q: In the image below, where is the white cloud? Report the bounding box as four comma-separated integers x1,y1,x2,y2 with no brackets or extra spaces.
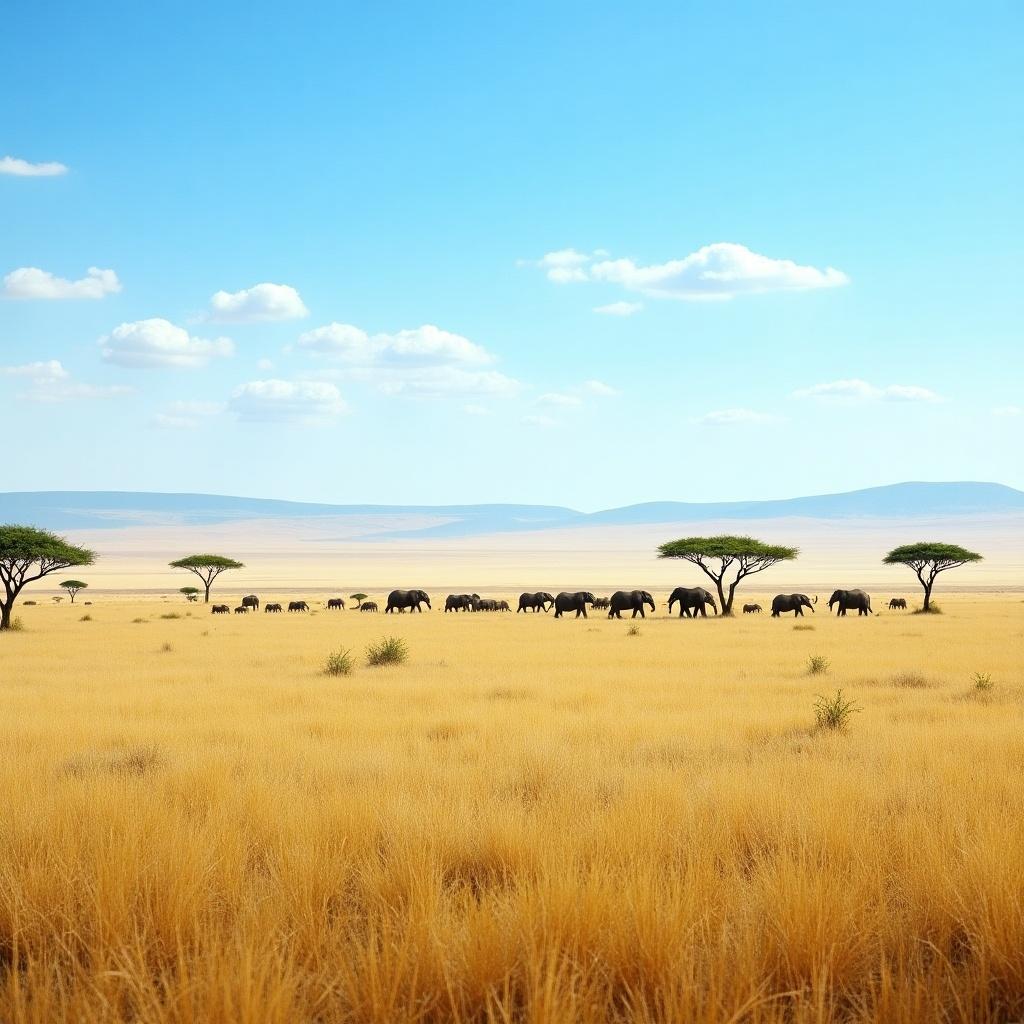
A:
256,358,275,370
523,414,558,428
2,266,121,300
297,322,493,366
152,400,226,430
537,392,583,408
0,359,131,402
992,405,1022,418
793,379,941,403
695,408,781,426
0,156,68,177
101,318,234,369
580,379,618,397
593,301,643,316
324,365,520,398
529,242,848,301
230,379,348,423
208,283,308,322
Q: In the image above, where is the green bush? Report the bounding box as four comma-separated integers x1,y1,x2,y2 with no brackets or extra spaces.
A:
973,672,994,692
626,624,641,636
806,654,830,675
813,690,861,732
80,614,93,622
160,612,182,620
366,636,408,667
324,648,355,676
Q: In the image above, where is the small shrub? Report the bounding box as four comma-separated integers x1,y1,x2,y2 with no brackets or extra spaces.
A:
793,624,815,631
79,614,93,622
912,603,942,615
973,672,994,692
366,635,408,667
813,690,861,732
890,671,930,688
132,617,146,624
324,648,354,676
161,642,173,653
807,654,831,675
160,612,182,620
23,600,37,606
627,624,641,636
7,617,25,632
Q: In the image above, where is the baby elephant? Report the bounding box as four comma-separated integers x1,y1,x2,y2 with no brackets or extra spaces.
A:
743,603,762,614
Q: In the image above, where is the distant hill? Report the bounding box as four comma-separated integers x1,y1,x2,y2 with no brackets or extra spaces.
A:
1,482,1022,540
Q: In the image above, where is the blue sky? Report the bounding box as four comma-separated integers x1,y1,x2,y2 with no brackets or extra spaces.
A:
2,1,1021,509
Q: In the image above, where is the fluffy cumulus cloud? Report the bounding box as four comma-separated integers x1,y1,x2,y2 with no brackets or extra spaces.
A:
3,266,121,300
0,359,131,402
100,318,234,369
695,408,781,426
230,379,347,423
0,155,68,177
793,379,941,403
527,242,848,301
208,283,308,322
593,300,643,316
297,322,493,366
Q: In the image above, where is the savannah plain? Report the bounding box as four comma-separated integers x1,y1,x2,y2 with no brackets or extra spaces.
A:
2,532,1023,1024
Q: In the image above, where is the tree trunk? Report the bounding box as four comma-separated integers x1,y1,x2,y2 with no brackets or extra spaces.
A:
0,601,11,630
69,592,75,603
716,581,730,616
922,582,932,612
204,581,211,603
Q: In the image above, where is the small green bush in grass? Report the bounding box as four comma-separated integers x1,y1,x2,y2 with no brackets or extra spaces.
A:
366,636,408,667
324,648,355,676
806,654,831,675
813,690,861,732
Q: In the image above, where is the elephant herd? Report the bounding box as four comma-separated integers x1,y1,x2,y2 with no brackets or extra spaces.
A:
211,587,892,619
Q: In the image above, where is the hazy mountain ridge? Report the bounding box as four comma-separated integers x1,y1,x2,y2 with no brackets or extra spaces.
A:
2,482,1022,540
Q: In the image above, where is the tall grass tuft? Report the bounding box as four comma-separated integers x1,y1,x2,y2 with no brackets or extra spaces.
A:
366,636,408,666
324,648,354,676
806,654,830,675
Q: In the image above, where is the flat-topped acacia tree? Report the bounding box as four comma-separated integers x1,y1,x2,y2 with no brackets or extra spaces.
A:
169,554,244,603
882,542,982,612
179,586,201,602
657,535,798,616
0,526,96,630
59,580,88,603
350,593,368,609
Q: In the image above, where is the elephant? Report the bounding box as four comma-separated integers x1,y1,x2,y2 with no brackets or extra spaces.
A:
445,594,474,612
771,593,816,617
386,589,430,613
288,600,309,612
265,603,283,613
743,603,762,614
518,592,554,613
497,600,511,612
234,606,248,614
553,591,596,618
608,590,655,619
888,598,907,610
211,604,231,614
327,598,345,610
667,587,718,618
361,601,378,612
241,594,260,611
828,589,872,616
475,598,499,612
591,596,610,610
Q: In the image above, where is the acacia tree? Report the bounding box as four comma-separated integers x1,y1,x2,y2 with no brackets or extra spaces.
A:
657,535,798,615
169,554,244,603
0,526,96,630
60,580,88,603
350,593,368,609
882,542,982,612
179,586,201,602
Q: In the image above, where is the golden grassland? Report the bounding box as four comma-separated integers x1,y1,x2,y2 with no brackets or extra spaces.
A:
1,593,1023,1023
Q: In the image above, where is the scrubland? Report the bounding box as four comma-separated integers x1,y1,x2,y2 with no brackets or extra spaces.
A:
1,594,1022,1022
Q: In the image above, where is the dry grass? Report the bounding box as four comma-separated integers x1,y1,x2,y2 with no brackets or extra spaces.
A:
0,594,1022,1022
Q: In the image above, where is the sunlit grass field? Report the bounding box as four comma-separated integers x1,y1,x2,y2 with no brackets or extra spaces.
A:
1,593,1022,1022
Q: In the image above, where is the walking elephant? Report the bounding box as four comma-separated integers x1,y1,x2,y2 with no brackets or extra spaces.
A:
265,603,283,613
743,603,762,614
553,591,596,618
386,589,431,613
445,594,474,612
288,601,309,612
211,604,231,615
608,590,655,619
888,598,907,610
234,606,248,614
518,592,554,613
771,593,816,617
241,594,260,611
327,598,345,610
361,601,378,612
591,596,610,610
828,589,872,616
667,587,718,618
497,600,511,612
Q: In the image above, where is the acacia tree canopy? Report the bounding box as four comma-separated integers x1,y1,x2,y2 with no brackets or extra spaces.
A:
60,579,88,603
0,525,96,629
169,554,244,603
657,535,798,615
350,593,368,608
882,542,982,611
